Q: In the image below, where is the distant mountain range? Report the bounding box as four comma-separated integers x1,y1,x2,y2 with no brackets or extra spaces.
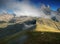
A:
0,13,14,22
40,4,60,22
0,4,60,22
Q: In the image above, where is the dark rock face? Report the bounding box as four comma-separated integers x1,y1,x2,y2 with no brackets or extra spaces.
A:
51,16,59,22
0,19,36,39
57,8,60,12
24,19,36,25
0,23,24,39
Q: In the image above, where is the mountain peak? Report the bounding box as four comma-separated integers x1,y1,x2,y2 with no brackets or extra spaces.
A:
57,8,60,12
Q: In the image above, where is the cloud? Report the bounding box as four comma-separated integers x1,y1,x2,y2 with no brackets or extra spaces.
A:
0,0,52,18
8,0,46,17
12,2,41,17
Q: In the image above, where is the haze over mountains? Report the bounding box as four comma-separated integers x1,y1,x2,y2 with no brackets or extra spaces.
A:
0,4,60,22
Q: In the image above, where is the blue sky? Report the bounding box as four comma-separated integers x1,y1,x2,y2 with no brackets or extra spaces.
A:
0,0,60,14
30,0,60,10
18,0,60,10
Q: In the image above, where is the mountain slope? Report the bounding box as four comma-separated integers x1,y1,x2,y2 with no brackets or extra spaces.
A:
0,13,14,22
35,18,60,32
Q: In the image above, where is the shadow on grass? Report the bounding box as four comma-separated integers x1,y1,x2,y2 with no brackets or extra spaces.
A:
0,24,36,44
1,30,60,44
25,31,60,44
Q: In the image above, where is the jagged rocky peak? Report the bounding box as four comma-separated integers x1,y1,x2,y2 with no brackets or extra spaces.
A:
40,4,46,9
40,4,51,15
51,11,60,22
40,4,60,22
40,4,50,10
57,8,60,12
57,8,60,16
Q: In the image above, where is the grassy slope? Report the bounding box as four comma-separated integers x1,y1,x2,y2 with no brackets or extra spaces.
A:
0,23,8,28
25,32,60,44
0,18,60,44
25,18,60,44
35,22,60,32
35,18,60,32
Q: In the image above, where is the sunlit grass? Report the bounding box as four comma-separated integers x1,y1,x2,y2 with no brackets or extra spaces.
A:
35,22,60,33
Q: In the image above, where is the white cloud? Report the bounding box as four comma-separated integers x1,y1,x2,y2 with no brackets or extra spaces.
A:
0,0,52,18
9,1,46,17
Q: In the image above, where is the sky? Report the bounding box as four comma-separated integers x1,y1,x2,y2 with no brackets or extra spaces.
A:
30,0,60,10
0,0,60,16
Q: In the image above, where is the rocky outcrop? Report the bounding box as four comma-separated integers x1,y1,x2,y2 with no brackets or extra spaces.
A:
40,4,60,22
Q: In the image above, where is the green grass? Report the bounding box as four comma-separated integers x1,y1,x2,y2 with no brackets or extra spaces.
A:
1,31,60,44
25,31,60,44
